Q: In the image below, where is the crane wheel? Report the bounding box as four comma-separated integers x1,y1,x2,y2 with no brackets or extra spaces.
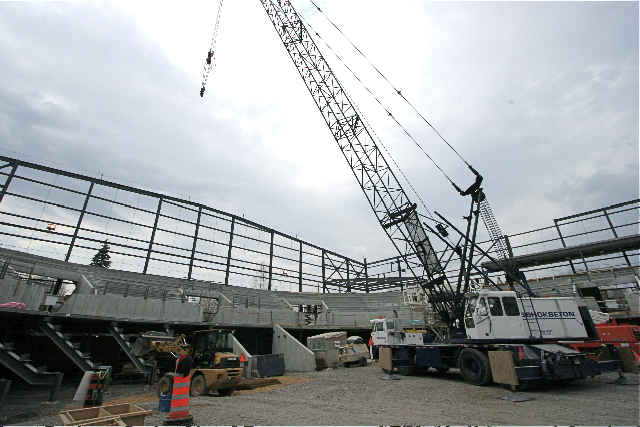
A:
458,348,492,386
156,375,174,398
190,374,206,397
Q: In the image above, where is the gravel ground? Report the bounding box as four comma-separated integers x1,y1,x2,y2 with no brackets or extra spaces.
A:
6,361,640,426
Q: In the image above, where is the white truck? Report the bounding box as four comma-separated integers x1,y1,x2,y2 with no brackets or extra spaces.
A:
371,287,621,387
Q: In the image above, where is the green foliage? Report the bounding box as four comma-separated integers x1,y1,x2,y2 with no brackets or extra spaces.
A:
90,240,112,268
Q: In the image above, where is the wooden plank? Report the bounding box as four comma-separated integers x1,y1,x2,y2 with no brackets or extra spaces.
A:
489,350,519,386
379,347,393,372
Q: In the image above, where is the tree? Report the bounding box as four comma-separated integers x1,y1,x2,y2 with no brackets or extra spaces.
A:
90,240,112,268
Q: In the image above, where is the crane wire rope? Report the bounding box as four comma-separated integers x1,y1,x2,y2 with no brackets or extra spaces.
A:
296,12,439,221
308,0,474,171
200,0,225,97
297,12,455,191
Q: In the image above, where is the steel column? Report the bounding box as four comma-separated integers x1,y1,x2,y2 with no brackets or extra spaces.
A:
224,217,235,286
322,250,326,293
188,206,203,280
603,209,632,267
298,241,303,292
268,231,274,291
143,197,163,275
65,181,94,262
364,258,369,293
554,220,577,274
0,160,18,205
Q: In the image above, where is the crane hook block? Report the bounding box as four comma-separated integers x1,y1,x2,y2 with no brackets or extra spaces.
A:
200,87,205,97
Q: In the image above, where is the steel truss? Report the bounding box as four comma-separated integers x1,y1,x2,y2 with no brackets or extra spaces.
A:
0,155,365,293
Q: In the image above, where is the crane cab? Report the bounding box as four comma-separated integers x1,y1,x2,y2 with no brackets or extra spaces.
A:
463,290,529,340
463,289,592,341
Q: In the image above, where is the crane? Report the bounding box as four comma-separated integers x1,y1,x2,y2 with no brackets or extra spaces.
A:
255,0,492,329
203,0,533,333
200,1,624,386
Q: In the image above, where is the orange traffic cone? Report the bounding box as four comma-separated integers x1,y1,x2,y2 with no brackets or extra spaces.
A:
163,373,193,426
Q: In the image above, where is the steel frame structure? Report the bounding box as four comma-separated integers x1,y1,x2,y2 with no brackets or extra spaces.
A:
0,155,368,293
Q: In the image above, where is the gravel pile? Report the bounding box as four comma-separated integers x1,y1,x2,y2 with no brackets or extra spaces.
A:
7,361,640,426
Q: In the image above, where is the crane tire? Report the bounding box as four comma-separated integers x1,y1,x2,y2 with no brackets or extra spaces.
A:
190,374,206,397
458,348,492,386
156,375,174,398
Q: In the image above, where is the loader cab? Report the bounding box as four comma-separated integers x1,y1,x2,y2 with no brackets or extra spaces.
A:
191,329,237,368
464,290,528,340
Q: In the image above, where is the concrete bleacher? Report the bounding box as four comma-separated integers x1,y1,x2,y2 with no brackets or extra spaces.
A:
0,247,414,327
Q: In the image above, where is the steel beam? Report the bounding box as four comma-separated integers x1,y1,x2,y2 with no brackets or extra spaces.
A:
38,321,95,372
107,324,148,375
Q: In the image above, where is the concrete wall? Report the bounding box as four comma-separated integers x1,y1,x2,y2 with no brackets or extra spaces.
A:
58,294,203,322
210,306,299,326
75,275,96,295
0,278,45,310
272,325,315,373
231,335,253,379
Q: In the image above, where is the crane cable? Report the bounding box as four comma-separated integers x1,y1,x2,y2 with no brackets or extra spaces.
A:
296,12,436,220
200,0,225,97
307,0,476,175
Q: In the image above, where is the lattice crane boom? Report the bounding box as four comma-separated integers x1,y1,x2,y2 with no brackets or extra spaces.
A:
256,0,476,322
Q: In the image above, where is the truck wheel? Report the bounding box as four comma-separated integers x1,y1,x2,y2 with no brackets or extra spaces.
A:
458,348,492,386
190,375,206,397
217,386,235,397
359,357,367,367
156,375,173,398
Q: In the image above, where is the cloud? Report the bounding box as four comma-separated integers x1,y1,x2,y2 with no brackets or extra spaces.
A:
0,0,637,268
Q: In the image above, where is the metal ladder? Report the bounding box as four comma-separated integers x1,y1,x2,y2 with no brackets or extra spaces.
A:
518,294,542,339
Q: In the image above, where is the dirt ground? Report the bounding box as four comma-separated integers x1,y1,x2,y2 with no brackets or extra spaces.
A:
3,361,639,426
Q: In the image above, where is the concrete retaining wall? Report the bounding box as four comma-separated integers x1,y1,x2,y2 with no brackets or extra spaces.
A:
272,325,315,373
231,336,253,379
57,294,203,322
210,306,395,330
0,278,45,310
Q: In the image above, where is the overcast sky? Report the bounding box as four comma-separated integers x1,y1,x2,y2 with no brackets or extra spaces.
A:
0,0,637,264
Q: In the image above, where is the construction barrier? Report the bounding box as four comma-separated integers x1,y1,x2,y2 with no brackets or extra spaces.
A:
163,373,193,426
83,368,110,407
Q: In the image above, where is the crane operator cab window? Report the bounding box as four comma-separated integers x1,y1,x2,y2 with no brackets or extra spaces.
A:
477,297,488,317
502,296,520,316
487,297,504,316
464,295,478,329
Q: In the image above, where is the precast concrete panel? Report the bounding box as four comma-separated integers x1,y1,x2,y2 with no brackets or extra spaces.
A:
272,325,315,373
